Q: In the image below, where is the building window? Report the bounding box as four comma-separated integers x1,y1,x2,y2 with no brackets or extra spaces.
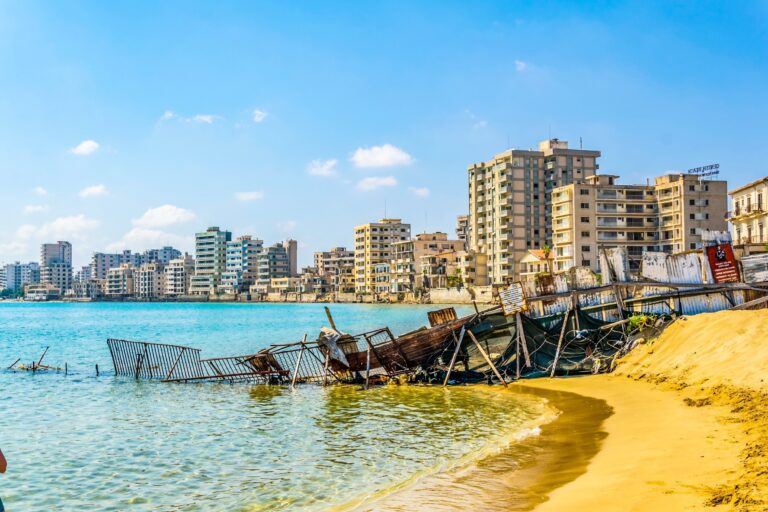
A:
580,189,589,195
580,203,589,209
581,217,590,223
582,245,591,252
581,231,590,237
582,259,591,266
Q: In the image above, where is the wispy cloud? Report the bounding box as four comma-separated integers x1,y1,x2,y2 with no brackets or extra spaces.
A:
132,205,196,228
252,109,268,123
307,158,338,177
159,110,176,121
33,186,48,196
408,186,430,198
351,144,413,168
234,191,265,202
106,228,193,253
515,60,528,72
23,204,49,214
191,114,218,124
17,214,100,241
78,184,108,198
70,139,100,156
357,176,398,191
279,220,297,232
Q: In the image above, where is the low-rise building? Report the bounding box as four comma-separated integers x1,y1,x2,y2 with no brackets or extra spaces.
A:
420,250,461,289
456,250,489,287
520,249,551,278
270,276,301,295
390,232,465,292
729,176,768,250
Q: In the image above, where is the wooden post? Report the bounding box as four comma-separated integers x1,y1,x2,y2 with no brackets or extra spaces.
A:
443,326,466,386
550,308,571,378
515,324,521,380
472,300,480,314
7,358,20,370
613,285,626,319
290,334,308,388
322,351,331,386
95,364,99,377
466,330,507,387
516,312,532,368
324,306,338,331
37,346,49,367
64,363,68,376
364,346,371,390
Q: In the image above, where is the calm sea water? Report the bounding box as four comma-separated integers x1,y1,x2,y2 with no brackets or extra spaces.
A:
0,303,552,511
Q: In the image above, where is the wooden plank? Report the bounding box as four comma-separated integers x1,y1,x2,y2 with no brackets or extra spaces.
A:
550,308,571,378
466,330,507,387
442,326,466,387
516,312,531,368
291,334,308,388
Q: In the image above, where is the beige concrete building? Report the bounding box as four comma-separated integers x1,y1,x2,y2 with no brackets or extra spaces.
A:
135,262,165,299
552,173,728,273
165,254,195,296
419,250,461,289
40,241,73,293
390,232,465,292
520,249,551,278
468,139,601,284
455,215,469,248
106,264,135,297
354,218,411,294
314,247,355,292
729,176,768,248
456,250,489,287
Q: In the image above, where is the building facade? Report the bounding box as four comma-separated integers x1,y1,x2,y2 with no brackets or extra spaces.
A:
468,139,601,284
189,227,232,295
552,173,728,273
2,262,40,292
221,235,263,294
40,241,73,293
165,255,195,296
255,242,291,291
390,232,465,292
354,218,411,294
106,264,135,297
135,262,165,299
455,215,469,248
729,176,768,248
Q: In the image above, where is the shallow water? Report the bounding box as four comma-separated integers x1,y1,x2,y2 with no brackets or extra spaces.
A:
0,303,553,511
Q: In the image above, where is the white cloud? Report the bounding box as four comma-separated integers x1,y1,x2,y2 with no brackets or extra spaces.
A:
515,60,528,72
307,158,338,177
0,240,27,255
234,191,265,202
23,205,49,214
159,110,176,121
17,214,99,241
279,220,297,232
473,120,488,130
408,186,430,198
192,114,218,124
351,144,413,168
132,205,196,228
33,186,48,196
252,109,268,123
70,139,100,156
106,228,193,253
356,176,398,191
78,184,108,198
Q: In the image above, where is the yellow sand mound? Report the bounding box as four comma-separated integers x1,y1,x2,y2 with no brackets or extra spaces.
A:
616,309,768,391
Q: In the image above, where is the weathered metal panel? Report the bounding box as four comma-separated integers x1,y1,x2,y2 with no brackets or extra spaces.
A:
741,253,768,283
641,252,669,282
642,251,706,284
599,247,630,283
701,229,732,244
571,266,600,289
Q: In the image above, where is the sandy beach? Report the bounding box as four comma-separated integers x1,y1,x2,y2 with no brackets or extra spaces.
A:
522,310,768,511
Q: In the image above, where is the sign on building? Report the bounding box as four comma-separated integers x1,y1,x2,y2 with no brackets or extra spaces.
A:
500,281,527,315
705,244,741,283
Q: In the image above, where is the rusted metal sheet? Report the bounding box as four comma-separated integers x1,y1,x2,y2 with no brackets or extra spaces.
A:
741,253,768,283
428,307,458,327
641,251,706,284
570,266,600,289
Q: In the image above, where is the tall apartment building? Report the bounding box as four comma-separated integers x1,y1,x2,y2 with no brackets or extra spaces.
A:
354,218,411,294
256,242,291,289
0,267,5,290
189,227,232,295
40,241,73,292
91,247,181,281
221,235,263,294
729,176,768,246
165,254,195,296
390,232,465,292
314,246,355,294
284,239,298,277
552,173,728,273
3,262,40,292
144,246,182,265
135,262,166,299
468,139,601,284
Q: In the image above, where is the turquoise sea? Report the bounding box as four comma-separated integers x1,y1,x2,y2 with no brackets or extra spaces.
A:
0,303,553,511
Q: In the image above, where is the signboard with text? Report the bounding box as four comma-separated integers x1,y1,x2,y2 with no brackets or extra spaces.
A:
500,282,527,316
705,243,741,283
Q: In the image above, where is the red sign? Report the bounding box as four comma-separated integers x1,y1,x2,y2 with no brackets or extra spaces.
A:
706,244,741,283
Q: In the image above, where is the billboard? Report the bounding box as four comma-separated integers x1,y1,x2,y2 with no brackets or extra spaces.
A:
705,243,741,283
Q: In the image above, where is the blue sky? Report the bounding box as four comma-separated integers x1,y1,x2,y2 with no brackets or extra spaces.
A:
1,1,766,268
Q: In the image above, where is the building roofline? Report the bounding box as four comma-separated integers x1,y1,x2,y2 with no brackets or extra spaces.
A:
729,176,768,195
